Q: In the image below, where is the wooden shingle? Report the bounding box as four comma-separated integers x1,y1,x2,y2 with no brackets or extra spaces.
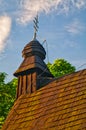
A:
2,69,86,130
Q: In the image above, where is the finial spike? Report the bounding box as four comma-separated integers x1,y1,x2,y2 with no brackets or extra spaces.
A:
33,14,39,40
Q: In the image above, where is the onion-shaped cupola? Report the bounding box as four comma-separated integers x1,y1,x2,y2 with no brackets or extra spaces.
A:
14,39,52,77
22,40,46,60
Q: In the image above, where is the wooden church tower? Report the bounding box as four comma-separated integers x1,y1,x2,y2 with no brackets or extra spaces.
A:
14,15,53,99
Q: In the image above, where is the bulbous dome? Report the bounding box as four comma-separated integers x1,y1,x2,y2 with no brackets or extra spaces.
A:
22,40,46,60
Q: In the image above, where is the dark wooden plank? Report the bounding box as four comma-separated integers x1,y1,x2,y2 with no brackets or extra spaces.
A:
32,72,37,92
22,75,27,94
27,74,32,94
18,76,22,96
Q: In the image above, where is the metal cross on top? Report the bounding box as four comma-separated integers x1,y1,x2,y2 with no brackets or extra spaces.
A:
33,15,39,40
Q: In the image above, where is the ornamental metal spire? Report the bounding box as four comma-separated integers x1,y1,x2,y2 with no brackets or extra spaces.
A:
33,15,39,40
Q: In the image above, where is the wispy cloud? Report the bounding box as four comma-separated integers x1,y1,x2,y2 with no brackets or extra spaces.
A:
73,0,86,9
17,0,86,25
0,16,11,53
0,0,3,4
0,0,86,25
63,40,78,48
65,19,85,35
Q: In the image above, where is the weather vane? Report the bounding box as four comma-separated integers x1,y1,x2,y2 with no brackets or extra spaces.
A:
33,14,39,40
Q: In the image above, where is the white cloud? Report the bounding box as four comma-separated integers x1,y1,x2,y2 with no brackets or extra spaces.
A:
0,16,11,53
17,0,59,24
17,0,86,25
65,19,85,35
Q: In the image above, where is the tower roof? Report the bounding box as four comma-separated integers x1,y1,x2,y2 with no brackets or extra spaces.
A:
22,39,46,60
14,39,52,77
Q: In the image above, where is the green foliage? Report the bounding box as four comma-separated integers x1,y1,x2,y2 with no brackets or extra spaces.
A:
0,73,17,128
47,59,76,77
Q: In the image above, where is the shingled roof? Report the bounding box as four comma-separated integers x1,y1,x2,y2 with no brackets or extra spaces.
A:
2,69,86,130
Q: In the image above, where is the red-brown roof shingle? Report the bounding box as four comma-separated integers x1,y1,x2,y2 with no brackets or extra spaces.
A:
2,69,86,130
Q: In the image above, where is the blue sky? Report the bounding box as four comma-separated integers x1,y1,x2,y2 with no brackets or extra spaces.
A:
0,0,86,81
